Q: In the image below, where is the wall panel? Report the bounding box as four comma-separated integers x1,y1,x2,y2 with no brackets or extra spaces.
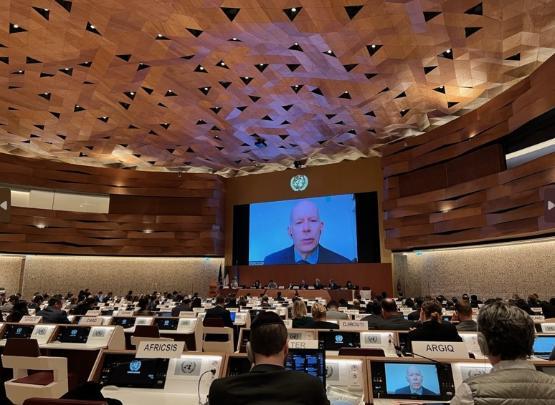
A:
382,55,555,250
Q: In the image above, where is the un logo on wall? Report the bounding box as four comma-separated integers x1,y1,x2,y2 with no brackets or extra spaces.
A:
290,174,308,192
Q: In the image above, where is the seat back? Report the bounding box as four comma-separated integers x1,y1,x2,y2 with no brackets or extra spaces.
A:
4,339,41,357
133,325,160,338
201,326,234,353
203,317,225,327
338,347,385,357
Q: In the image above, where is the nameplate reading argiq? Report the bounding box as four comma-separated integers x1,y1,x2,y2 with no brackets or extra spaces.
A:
339,320,368,331
20,315,42,324
412,341,469,359
78,316,103,326
136,341,185,358
288,339,319,349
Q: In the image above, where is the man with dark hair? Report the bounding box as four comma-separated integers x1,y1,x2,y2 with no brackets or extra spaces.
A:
37,297,70,324
454,301,477,331
450,301,555,404
375,299,415,330
209,312,329,404
204,295,234,328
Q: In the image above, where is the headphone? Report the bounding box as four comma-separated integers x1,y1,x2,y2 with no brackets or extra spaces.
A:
246,341,254,364
246,312,285,366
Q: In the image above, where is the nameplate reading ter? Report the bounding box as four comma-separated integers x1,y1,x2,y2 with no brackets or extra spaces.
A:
20,316,42,324
339,320,368,331
412,341,470,359
288,339,319,349
137,341,185,358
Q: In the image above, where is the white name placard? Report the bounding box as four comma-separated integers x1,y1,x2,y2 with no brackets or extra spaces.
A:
137,341,185,358
283,319,293,328
531,315,545,321
412,341,469,359
20,316,42,324
79,316,103,326
86,310,101,316
117,310,135,317
288,339,318,349
541,323,555,333
179,311,196,318
339,320,367,331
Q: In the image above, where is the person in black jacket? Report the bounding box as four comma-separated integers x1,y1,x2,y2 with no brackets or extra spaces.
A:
209,312,329,405
408,300,462,346
204,295,234,328
37,297,71,324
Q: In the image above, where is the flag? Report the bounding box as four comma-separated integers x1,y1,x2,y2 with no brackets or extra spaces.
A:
223,265,229,286
217,264,222,287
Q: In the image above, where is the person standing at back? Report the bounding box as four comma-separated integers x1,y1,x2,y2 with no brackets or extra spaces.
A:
209,312,329,405
450,301,555,404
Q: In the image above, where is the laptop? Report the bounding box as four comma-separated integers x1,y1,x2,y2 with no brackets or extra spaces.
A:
533,336,555,360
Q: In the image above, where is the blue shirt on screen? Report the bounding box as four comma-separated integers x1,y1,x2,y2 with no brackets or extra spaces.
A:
295,247,319,264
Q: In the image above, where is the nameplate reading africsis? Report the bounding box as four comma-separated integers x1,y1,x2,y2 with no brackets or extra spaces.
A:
136,341,185,358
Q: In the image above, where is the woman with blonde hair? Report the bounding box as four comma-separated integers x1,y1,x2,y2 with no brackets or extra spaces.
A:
292,299,313,328
307,303,339,329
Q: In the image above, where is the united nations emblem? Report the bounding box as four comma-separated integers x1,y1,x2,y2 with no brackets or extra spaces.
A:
129,360,142,373
290,174,308,192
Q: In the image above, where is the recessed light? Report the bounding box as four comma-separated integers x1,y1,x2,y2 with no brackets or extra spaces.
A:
102,116,107,119
445,49,451,53
130,92,135,95
90,25,96,29
76,105,80,108
294,42,298,46
64,67,70,71
344,90,348,93
36,224,46,229
204,87,208,91
157,33,163,37
14,24,19,29
291,7,297,12
143,229,153,234
232,37,238,41
44,92,49,95
17,70,23,73
245,76,249,80
220,62,225,66
327,50,332,54
44,8,48,11
199,66,204,70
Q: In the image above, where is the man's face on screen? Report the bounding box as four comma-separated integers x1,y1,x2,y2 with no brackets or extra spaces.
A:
407,367,423,390
289,200,323,257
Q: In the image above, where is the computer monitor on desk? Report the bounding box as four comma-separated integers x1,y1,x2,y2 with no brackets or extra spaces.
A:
369,360,455,402
3,324,34,339
56,326,91,343
319,330,360,351
285,345,326,387
112,317,136,328
99,352,168,389
155,318,179,331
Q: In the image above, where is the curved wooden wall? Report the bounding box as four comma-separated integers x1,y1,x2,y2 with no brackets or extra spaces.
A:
0,153,224,256
382,55,555,251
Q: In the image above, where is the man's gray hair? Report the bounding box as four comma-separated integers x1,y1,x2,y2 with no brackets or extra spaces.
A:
478,301,535,360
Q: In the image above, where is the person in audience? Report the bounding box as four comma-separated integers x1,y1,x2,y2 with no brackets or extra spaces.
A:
135,297,152,316
454,301,478,331
361,300,382,327
208,311,330,404
230,277,239,289
37,297,71,324
328,279,339,289
204,295,233,328
292,299,313,328
345,280,354,289
191,296,202,309
408,300,462,343
267,279,278,289
28,294,43,310
541,297,555,318
276,292,285,302
326,301,348,320
7,301,29,322
252,280,261,289
375,299,415,330
261,296,272,308
307,303,339,329
0,295,18,312
450,301,555,404
263,199,350,265
72,296,97,315
408,297,424,320
313,278,323,290
171,298,191,317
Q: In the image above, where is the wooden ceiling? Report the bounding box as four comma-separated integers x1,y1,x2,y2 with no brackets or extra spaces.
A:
0,0,554,176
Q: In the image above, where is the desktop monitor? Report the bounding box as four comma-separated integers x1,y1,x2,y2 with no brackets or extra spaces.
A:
533,336,555,360
285,346,326,387
113,317,136,327
319,331,360,350
57,326,90,343
3,324,34,339
370,361,455,401
99,353,168,389
155,318,179,331
227,356,252,376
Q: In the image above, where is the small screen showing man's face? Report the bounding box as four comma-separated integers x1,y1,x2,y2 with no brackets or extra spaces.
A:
384,363,440,397
407,366,423,391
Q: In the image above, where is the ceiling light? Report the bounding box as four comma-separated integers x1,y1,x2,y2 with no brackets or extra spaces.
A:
245,76,249,80
18,70,23,73
44,8,48,11
102,116,107,119
445,49,451,53
344,90,348,93
232,37,238,41
220,62,225,66
13,24,19,29
327,50,332,54
204,87,208,91
90,25,95,29
294,42,298,46
143,229,153,234
129,92,135,95
291,8,297,12
36,224,46,229
76,105,80,108
64,67,70,71
371,44,376,48
157,33,163,38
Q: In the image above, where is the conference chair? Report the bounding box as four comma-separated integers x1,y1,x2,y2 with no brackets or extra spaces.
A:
201,322,234,353
129,325,175,348
24,399,107,405
2,339,69,405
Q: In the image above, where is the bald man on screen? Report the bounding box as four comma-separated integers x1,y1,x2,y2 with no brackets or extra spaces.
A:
263,200,351,265
394,366,437,396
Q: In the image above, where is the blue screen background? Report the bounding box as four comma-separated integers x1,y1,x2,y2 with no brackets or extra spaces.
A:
249,194,358,264
384,363,440,395
534,337,555,353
